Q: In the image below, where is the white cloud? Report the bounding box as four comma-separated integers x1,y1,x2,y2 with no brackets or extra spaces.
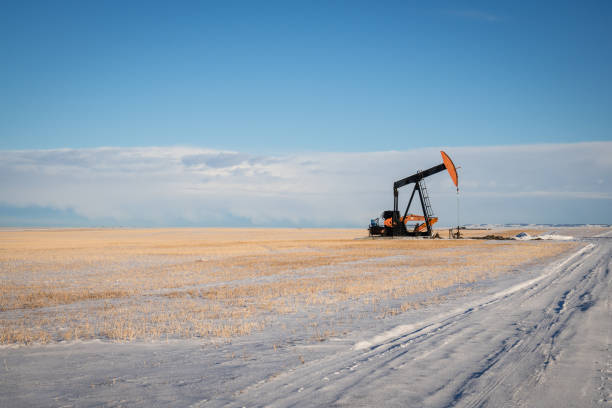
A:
0,142,611,226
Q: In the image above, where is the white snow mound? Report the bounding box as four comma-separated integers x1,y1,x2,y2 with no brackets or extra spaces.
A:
514,232,573,241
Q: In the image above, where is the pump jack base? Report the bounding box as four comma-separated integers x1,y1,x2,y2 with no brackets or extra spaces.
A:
369,225,432,238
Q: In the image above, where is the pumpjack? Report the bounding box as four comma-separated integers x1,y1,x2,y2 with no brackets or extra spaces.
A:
369,151,459,237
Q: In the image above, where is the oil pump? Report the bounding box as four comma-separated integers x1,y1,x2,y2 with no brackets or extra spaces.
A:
369,151,459,237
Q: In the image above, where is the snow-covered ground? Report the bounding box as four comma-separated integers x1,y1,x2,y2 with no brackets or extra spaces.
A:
514,231,575,241
1,228,610,407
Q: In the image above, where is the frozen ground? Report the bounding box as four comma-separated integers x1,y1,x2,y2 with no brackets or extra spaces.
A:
0,227,610,407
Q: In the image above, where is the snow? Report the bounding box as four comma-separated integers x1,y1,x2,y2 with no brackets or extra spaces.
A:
229,234,610,407
536,233,575,240
354,242,594,352
514,232,575,240
1,228,610,407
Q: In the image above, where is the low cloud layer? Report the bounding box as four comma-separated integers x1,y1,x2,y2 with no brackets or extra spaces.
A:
1,142,611,227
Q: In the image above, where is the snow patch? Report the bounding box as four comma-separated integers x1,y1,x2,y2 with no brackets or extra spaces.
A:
354,324,417,351
514,232,574,240
537,234,574,240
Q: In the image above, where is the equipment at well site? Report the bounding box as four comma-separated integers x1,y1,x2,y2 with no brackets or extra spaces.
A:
369,151,459,237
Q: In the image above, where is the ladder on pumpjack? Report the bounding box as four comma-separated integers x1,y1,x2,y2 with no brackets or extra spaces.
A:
418,178,434,229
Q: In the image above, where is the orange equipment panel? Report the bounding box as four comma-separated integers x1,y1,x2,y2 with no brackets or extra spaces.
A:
384,215,438,230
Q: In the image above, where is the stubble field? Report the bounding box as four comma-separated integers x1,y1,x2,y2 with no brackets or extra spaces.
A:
0,228,576,345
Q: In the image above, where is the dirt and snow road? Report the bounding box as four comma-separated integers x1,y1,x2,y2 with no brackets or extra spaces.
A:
1,232,610,407
228,235,611,407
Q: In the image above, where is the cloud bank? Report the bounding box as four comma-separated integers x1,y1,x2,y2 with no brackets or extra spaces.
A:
1,142,611,227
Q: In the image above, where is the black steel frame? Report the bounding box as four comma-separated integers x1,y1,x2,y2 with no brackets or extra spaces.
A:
388,163,446,237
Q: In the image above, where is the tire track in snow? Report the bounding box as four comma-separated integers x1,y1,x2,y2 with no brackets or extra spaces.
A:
223,241,609,407
455,243,610,408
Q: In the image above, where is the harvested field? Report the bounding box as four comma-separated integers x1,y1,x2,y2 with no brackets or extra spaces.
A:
0,228,577,344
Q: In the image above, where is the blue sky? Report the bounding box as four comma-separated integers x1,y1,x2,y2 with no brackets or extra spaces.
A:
1,1,611,152
1,1,611,227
